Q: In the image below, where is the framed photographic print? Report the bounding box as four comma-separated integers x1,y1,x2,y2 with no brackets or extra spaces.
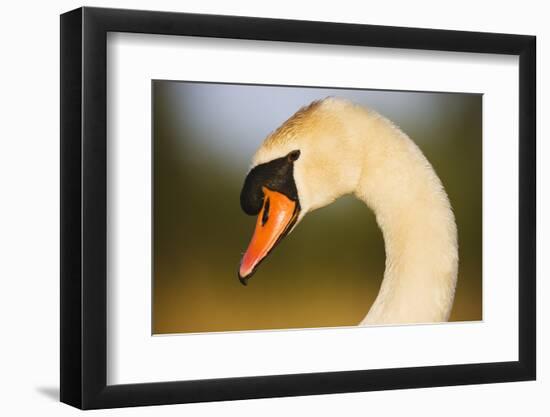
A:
60,6,536,409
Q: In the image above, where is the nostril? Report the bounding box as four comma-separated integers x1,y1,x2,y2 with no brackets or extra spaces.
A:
261,197,270,226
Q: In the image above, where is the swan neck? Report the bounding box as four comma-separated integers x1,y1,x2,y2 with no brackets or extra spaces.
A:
353,114,458,324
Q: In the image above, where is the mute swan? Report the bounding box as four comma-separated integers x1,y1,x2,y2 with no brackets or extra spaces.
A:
238,98,458,325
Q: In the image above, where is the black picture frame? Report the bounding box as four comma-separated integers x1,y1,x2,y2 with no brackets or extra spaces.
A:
60,6,536,410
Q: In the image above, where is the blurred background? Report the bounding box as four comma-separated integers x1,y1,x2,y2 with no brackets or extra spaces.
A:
153,81,482,334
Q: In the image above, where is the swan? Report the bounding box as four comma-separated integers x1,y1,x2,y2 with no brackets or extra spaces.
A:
238,97,458,325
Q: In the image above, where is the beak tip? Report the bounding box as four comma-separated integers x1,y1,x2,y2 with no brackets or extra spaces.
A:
238,260,253,286
238,274,249,286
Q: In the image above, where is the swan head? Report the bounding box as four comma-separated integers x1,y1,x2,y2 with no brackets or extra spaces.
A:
238,98,365,284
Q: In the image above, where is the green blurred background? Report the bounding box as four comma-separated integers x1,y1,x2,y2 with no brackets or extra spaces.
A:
153,81,482,334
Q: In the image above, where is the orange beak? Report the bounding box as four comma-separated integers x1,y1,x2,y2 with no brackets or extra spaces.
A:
239,187,299,285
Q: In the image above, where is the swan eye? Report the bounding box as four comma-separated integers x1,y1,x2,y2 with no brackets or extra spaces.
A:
288,150,300,162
